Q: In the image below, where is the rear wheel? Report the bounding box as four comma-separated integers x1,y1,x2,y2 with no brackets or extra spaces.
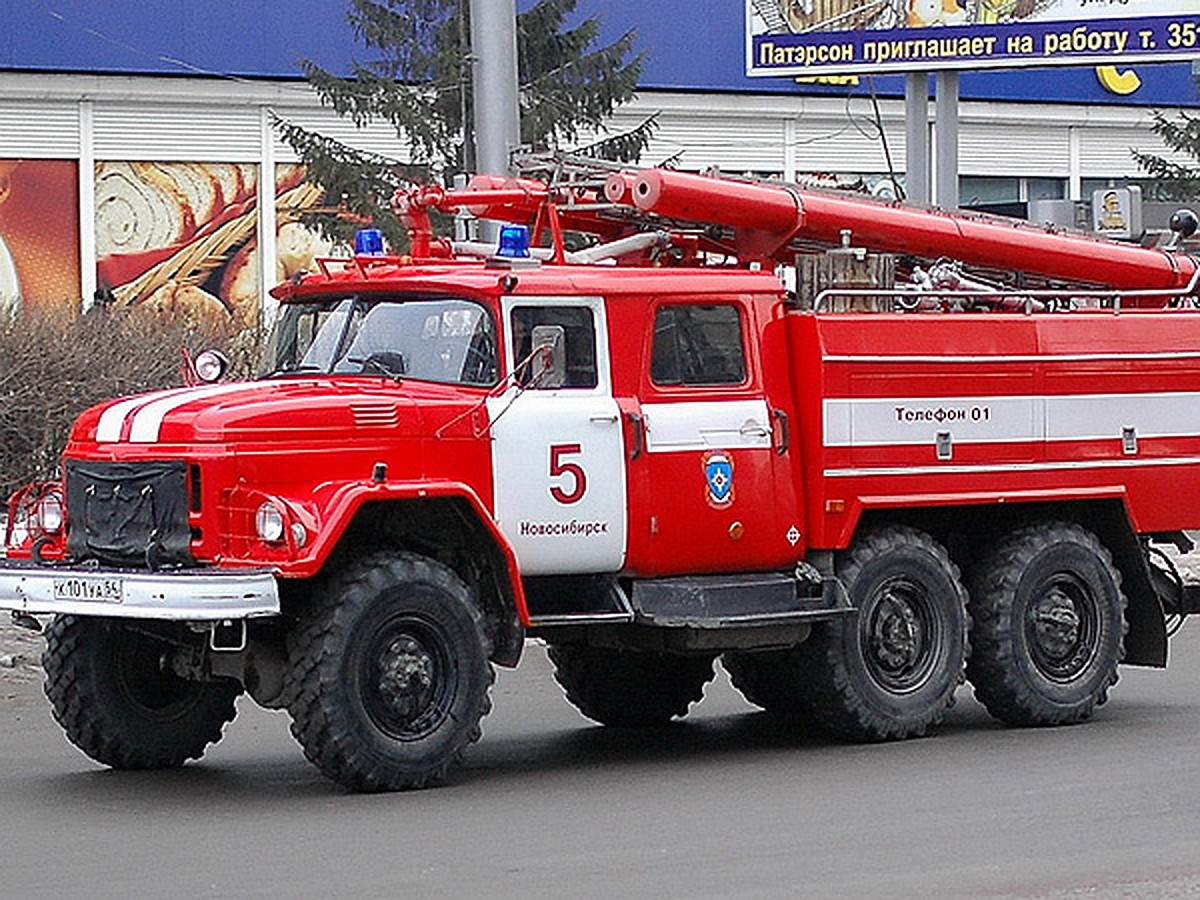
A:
721,649,806,715
967,522,1126,726
287,552,494,792
790,526,968,741
548,645,716,727
43,616,241,769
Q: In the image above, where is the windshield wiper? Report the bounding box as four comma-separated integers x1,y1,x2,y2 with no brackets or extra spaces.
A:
355,352,406,380
262,362,325,378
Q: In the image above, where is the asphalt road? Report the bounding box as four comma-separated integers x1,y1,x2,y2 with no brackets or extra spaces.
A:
5,631,1200,899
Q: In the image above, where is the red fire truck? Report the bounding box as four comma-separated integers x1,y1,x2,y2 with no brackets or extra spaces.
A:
4,156,1200,792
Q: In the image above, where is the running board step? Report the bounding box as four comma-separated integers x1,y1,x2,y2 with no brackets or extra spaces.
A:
630,572,850,628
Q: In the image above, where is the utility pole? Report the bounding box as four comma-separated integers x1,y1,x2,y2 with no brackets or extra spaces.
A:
904,73,929,205
934,71,959,211
469,0,520,179
905,71,959,210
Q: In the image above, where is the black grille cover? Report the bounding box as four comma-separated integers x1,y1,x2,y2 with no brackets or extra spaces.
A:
65,460,193,567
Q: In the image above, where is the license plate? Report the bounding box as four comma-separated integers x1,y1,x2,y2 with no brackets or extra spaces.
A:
53,577,124,604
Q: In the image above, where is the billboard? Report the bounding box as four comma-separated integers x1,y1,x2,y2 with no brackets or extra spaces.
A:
747,0,1200,75
4,1,1200,105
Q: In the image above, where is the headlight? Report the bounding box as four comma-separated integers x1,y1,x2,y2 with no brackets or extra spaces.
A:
194,349,230,383
255,501,285,543
36,492,64,535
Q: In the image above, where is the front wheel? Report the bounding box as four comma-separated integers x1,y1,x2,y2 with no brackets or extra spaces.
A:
790,526,968,741
967,522,1126,726
43,616,241,769
286,552,494,792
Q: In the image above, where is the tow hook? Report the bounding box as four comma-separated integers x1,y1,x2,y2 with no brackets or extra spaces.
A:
10,611,42,633
210,619,247,652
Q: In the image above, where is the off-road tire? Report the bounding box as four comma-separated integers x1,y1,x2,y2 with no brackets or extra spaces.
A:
967,522,1126,726
42,615,241,769
721,649,806,715
790,526,968,741
547,645,716,727
286,552,493,792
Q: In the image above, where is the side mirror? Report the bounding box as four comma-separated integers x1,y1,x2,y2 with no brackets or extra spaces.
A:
529,324,566,389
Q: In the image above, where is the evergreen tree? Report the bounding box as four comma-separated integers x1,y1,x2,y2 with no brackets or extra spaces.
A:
1134,111,1200,200
275,0,652,246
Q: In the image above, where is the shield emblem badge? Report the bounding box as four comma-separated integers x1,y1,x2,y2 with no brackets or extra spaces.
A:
704,451,734,509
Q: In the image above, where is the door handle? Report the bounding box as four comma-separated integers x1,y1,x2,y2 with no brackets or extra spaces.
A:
589,413,619,424
625,411,644,460
739,419,770,438
772,408,790,455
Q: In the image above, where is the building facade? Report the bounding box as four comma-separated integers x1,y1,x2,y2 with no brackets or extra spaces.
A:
0,0,1195,322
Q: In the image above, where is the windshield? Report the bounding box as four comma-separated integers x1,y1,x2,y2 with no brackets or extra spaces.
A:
270,296,499,386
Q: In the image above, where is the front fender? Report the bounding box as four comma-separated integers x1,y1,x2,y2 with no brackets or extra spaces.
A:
267,479,529,627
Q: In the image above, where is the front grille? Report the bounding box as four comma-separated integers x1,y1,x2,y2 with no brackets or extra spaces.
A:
65,460,194,568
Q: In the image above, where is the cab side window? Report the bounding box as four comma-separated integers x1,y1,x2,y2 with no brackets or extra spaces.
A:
510,306,598,388
651,304,746,386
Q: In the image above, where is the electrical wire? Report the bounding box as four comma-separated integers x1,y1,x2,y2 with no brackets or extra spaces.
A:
866,75,904,201
32,0,313,93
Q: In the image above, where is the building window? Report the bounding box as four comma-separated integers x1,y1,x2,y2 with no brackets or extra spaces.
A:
961,176,1021,205
960,176,1067,206
1026,178,1066,200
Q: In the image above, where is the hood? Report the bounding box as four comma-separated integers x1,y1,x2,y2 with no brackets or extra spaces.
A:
77,379,429,445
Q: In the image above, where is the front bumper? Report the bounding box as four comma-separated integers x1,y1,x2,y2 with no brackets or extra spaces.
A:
0,560,279,620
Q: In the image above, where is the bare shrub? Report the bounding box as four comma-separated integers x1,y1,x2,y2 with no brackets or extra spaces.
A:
0,304,257,499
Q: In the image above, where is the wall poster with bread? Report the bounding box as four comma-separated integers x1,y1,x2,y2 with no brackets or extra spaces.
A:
272,163,334,297
0,160,81,315
94,162,327,330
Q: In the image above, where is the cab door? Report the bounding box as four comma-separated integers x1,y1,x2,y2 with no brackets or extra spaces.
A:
632,297,795,576
488,296,627,575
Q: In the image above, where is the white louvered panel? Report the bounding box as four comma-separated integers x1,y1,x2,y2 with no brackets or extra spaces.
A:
792,118,905,175
650,113,786,172
565,110,688,167
569,109,784,172
1076,124,1182,175
598,106,898,176
270,106,410,163
957,123,1067,176
93,105,260,161
0,101,79,157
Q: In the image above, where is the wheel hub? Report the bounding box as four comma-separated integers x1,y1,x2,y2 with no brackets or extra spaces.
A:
1025,575,1099,682
863,580,938,694
872,592,923,672
1031,588,1081,660
115,628,203,717
376,635,436,722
